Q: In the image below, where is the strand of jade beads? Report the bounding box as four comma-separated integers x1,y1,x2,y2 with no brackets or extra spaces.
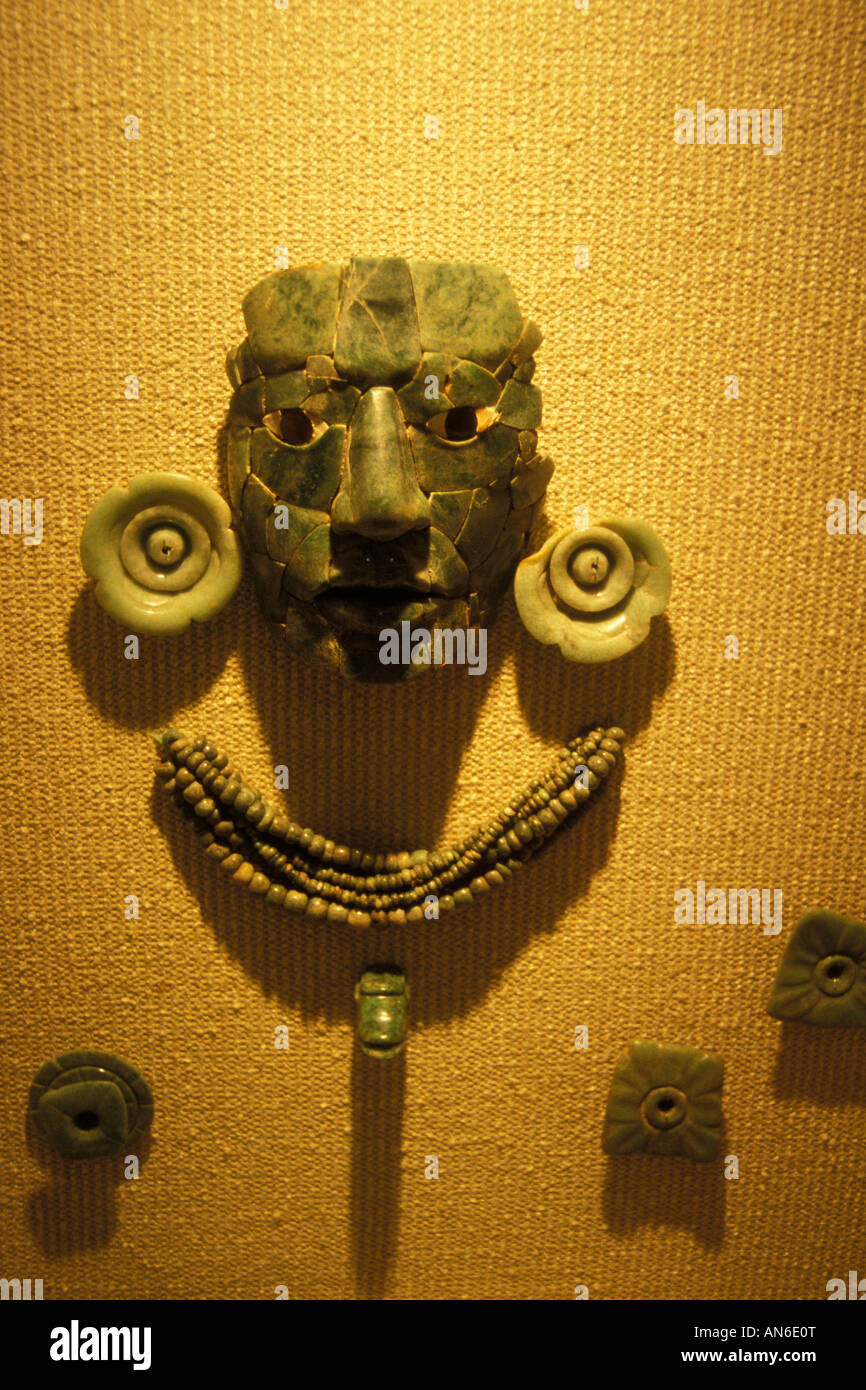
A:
153,724,625,928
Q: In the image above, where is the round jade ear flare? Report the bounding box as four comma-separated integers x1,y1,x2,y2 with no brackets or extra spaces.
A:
80,472,243,636
29,1050,154,1161
514,516,671,663
153,725,626,928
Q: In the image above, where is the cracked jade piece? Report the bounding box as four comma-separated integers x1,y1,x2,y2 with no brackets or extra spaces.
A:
355,968,409,1058
514,516,670,662
767,909,866,1025
225,257,553,681
29,1050,154,1160
602,1041,724,1162
80,472,242,635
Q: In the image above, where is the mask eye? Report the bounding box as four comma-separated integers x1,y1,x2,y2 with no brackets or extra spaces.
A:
425,405,498,444
262,407,328,446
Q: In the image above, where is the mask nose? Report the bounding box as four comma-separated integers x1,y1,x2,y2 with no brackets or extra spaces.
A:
331,387,431,540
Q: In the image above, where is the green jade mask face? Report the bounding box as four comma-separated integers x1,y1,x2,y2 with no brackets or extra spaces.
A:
226,257,554,681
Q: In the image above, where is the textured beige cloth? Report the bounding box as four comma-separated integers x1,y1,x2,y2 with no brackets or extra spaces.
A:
1,0,863,1300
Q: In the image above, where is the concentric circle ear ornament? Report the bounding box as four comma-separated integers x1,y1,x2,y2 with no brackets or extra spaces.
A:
80,472,242,635
514,515,671,663
29,1049,153,1160
767,910,866,1026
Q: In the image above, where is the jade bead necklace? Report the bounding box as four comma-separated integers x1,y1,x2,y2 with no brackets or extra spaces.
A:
153,724,625,928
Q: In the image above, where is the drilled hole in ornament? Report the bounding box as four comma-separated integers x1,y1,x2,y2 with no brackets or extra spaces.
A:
815,952,857,994
572,545,611,588
641,1085,687,1130
144,523,187,570
74,1110,100,1130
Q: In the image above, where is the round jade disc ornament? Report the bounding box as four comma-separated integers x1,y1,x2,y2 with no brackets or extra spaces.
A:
29,1049,154,1160
514,515,671,663
80,472,242,635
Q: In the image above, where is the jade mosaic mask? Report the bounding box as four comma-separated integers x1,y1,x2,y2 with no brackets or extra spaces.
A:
225,257,554,681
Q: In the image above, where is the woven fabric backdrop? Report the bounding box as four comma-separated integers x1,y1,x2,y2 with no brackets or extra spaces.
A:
1,0,863,1300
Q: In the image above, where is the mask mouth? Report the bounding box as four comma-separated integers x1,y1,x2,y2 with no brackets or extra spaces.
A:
326,573,431,594
314,586,445,634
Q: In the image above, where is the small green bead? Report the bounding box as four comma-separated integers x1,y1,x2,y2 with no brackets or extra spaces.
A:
219,777,242,804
